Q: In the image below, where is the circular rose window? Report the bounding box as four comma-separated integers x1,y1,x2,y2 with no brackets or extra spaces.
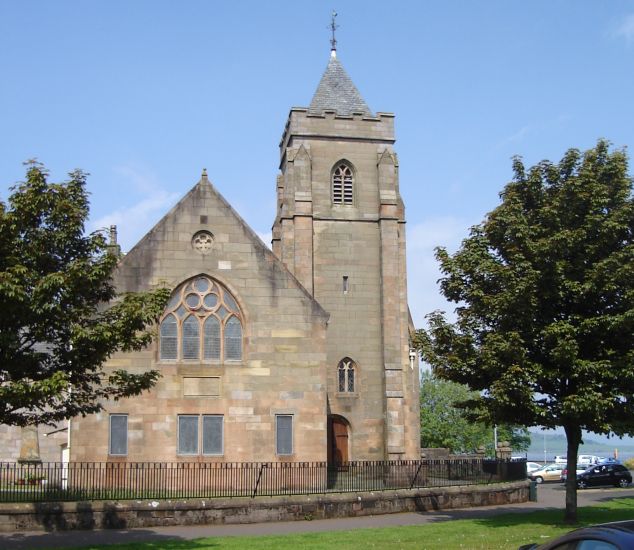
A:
192,231,214,254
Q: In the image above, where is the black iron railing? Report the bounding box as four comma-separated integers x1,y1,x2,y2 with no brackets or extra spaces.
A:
0,459,526,503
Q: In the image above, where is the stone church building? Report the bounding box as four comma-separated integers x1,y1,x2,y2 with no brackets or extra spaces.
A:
3,49,421,464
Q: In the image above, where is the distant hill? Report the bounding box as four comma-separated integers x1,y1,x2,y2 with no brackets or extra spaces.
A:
527,432,634,458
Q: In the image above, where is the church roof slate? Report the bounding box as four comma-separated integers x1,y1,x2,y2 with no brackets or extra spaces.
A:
308,55,372,116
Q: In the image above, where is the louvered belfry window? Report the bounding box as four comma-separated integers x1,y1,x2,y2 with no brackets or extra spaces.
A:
159,276,243,362
332,163,353,204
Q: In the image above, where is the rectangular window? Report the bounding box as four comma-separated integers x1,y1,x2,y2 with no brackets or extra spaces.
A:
202,415,224,455
343,275,349,294
178,415,199,455
109,414,128,456
276,414,293,455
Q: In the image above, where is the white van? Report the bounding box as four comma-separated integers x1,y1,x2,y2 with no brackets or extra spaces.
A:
578,455,599,466
554,456,567,464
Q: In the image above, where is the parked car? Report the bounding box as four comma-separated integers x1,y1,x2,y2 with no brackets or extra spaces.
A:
560,464,586,482
554,455,567,464
526,462,542,474
528,463,564,483
598,456,621,465
518,520,634,549
578,454,600,465
576,464,632,489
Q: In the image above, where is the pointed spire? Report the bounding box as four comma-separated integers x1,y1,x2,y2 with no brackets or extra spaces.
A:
308,55,372,117
308,11,372,116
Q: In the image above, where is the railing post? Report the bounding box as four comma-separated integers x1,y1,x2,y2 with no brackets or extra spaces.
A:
410,460,424,490
252,463,267,498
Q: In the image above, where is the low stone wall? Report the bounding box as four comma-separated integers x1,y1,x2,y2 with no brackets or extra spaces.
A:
0,481,529,532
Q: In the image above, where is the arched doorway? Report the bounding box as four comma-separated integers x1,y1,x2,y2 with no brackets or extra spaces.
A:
327,415,350,466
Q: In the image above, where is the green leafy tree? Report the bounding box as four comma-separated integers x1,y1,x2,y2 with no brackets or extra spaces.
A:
0,162,170,426
417,141,634,523
420,370,530,454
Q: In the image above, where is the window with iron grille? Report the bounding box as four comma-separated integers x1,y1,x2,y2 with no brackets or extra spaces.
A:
332,163,354,205
109,414,128,456
337,358,356,393
202,415,224,455
177,415,199,455
159,276,243,362
177,414,224,456
276,415,293,455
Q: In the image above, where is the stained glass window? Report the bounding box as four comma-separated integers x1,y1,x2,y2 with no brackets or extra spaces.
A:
204,316,221,360
159,276,243,362
182,316,200,360
160,314,178,360
224,316,242,361
194,277,209,293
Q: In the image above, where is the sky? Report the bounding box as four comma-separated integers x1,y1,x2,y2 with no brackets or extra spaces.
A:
1,0,634,331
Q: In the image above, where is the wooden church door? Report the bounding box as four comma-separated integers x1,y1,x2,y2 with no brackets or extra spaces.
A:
328,415,349,465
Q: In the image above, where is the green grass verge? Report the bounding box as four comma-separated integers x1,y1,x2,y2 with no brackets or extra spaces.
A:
58,498,634,550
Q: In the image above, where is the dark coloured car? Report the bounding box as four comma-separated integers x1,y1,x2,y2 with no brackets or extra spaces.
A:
560,464,586,482
518,520,634,549
576,463,632,489
597,457,621,465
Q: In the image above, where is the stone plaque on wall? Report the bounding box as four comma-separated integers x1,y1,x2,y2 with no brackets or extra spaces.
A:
183,377,221,397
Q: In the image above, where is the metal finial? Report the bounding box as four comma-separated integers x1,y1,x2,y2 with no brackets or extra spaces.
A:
330,11,338,55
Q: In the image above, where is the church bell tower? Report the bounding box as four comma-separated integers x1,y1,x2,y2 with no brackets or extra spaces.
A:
272,35,420,461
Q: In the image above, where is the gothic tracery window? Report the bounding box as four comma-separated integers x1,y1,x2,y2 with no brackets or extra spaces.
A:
160,276,243,361
337,358,356,393
332,163,354,205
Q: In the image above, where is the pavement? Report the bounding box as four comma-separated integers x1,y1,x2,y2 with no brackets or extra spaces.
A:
2,483,634,550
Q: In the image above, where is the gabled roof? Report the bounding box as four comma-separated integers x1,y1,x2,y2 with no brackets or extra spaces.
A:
308,54,372,116
118,173,329,322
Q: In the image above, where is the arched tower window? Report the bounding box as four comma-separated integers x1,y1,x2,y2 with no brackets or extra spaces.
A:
332,162,354,205
337,358,356,392
159,276,244,362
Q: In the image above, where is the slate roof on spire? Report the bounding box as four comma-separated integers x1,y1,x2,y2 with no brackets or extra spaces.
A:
308,56,372,117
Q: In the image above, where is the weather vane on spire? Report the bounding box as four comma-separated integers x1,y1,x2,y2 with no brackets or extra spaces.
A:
330,10,338,56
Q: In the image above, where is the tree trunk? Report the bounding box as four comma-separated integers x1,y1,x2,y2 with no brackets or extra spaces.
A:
564,424,581,524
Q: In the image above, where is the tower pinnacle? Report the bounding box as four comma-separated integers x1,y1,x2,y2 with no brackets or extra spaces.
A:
330,11,338,58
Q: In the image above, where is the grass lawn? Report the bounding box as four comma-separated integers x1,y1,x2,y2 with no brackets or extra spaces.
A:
59,498,634,550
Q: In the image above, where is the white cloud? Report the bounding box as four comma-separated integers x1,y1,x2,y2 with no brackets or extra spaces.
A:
494,125,531,150
614,14,634,43
112,164,160,194
89,164,179,252
492,115,571,155
90,190,180,252
406,217,472,327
